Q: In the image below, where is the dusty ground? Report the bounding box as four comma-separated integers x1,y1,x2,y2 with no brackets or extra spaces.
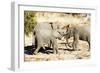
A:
24,37,90,62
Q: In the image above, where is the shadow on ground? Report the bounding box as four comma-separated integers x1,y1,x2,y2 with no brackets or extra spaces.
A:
24,45,74,55
24,45,54,55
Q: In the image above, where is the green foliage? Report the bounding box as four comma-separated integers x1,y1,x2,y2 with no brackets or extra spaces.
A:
24,11,37,36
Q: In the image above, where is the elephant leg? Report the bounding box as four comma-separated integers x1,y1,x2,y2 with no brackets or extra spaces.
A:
52,40,58,54
42,46,46,50
48,40,52,48
52,43,56,54
88,41,90,51
55,44,58,54
73,40,78,51
34,46,41,55
65,37,69,48
73,33,79,51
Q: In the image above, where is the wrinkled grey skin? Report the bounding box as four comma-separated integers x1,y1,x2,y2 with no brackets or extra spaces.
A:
33,22,62,54
65,25,90,51
78,26,90,51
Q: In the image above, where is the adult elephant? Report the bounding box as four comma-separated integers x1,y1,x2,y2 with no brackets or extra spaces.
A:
33,22,63,54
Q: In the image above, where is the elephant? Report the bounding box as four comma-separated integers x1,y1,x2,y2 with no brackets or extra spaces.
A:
63,24,90,51
32,22,63,54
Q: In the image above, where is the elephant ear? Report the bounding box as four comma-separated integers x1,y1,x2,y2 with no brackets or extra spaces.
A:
61,24,70,29
66,24,71,32
66,24,70,28
49,22,54,29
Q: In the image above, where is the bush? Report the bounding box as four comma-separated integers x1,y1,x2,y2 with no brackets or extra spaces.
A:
24,11,37,36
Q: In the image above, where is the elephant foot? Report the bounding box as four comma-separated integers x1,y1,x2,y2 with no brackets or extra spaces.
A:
33,51,38,55
53,50,58,54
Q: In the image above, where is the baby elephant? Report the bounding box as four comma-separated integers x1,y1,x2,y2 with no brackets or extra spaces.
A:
33,22,62,54
64,25,90,51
